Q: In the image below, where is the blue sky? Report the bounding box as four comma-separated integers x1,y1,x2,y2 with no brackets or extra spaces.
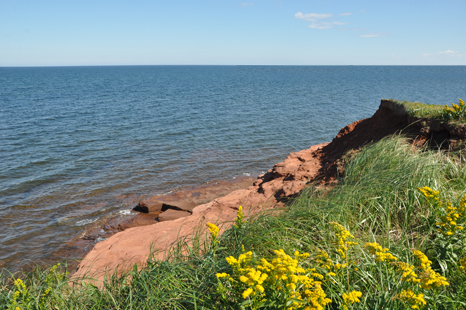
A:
1,0,465,66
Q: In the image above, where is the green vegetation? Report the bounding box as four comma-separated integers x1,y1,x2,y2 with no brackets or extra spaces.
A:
397,98,466,123
3,135,466,309
398,100,444,119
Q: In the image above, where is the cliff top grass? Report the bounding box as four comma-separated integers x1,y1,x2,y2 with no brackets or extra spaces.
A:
398,100,444,119
394,98,466,124
2,135,466,309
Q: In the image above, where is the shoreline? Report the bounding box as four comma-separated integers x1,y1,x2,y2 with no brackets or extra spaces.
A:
13,99,460,277
73,142,330,281
49,174,258,272
73,99,420,281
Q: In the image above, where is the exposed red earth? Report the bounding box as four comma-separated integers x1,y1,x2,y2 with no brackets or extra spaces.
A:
73,100,466,282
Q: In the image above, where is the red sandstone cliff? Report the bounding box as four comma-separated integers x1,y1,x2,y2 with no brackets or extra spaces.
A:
74,99,464,282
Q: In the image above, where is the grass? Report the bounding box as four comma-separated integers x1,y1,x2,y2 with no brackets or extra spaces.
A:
396,99,445,120
3,135,466,309
393,98,466,125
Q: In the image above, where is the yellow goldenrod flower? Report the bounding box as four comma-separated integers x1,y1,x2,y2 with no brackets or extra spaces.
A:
412,250,432,270
418,269,449,289
255,284,265,293
206,222,219,239
459,257,466,271
329,222,357,259
239,275,249,283
392,262,420,284
12,291,20,301
395,289,426,309
342,290,362,304
226,256,238,266
436,200,464,236
365,242,398,263
411,249,449,289
242,287,254,299
14,279,26,290
315,250,334,270
219,248,331,309
234,205,245,228
443,99,466,120
417,186,440,201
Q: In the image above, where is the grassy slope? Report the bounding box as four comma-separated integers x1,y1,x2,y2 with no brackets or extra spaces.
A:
3,135,466,309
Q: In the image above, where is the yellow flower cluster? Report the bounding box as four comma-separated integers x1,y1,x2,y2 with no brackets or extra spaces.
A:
329,222,357,259
315,250,334,271
8,278,30,309
395,289,426,309
443,98,466,119
392,249,449,289
363,239,448,308
217,249,332,310
392,261,420,284
234,205,245,228
342,290,362,309
417,187,466,237
459,257,466,271
225,250,253,268
206,222,219,239
436,199,464,236
437,197,465,236
417,187,439,202
14,278,26,291
412,250,449,289
364,242,398,263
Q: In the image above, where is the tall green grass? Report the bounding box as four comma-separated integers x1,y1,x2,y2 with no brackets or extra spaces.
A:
2,135,466,309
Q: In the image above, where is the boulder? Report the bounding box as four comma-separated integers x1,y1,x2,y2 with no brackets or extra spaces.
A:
133,199,164,213
158,209,191,222
161,200,197,213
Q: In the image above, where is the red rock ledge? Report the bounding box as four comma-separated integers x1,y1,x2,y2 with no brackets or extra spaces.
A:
74,99,438,282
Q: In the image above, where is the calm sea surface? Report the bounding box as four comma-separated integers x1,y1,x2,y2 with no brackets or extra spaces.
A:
1,66,466,271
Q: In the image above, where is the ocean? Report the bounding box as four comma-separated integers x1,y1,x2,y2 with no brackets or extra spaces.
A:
1,65,465,271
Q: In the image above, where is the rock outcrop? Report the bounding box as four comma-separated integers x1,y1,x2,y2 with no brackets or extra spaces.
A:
74,99,458,282
74,142,328,281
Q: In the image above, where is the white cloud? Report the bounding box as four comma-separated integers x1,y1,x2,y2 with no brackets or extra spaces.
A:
340,12,352,16
294,12,332,22
422,50,466,58
240,2,254,7
439,50,459,55
295,12,350,29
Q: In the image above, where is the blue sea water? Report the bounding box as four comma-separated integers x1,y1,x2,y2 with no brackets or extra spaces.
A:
1,65,466,271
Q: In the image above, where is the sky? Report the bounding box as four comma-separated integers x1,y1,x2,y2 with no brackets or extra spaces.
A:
1,0,465,66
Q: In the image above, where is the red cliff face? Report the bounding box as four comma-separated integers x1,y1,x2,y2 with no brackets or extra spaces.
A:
74,100,459,282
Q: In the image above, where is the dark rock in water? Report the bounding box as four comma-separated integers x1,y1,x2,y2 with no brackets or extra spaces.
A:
133,199,164,213
104,212,161,231
158,209,191,222
161,200,197,213
133,199,197,214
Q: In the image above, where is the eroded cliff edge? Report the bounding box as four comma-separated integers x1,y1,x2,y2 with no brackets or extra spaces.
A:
74,99,465,281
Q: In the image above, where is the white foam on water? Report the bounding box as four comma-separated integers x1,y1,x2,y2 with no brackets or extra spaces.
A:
119,209,132,215
242,172,251,176
75,218,98,226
